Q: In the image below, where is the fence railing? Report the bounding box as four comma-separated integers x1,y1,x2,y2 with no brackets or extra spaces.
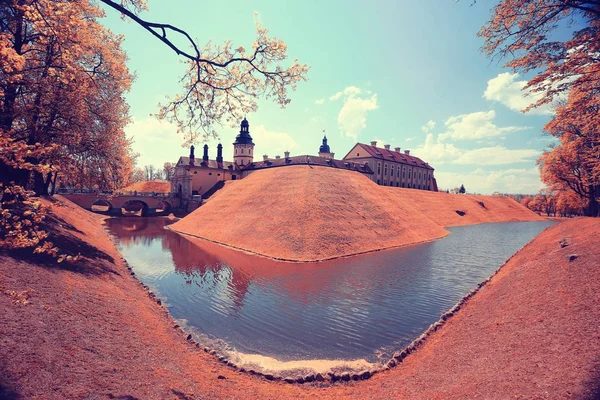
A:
57,188,179,198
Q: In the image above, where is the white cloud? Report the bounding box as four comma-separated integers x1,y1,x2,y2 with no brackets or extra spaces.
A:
414,117,540,166
329,86,362,101
439,110,530,141
435,167,544,194
483,72,553,115
422,120,436,134
314,98,325,105
415,133,462,164
329,86,378,141
454,146,540,166
251,124,299,158
126,118,186,168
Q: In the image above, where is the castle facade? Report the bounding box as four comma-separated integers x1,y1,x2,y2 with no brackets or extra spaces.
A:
170,118,437,200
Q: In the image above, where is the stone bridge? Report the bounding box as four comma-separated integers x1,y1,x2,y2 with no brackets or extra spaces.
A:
59,190,181,216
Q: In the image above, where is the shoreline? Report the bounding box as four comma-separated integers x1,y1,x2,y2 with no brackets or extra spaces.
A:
1,197,598,399
167,218,551,264
166,224,450,263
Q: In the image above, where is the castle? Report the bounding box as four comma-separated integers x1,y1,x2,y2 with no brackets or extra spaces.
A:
170,118,437,199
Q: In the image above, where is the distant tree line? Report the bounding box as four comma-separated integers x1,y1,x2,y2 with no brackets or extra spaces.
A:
130,162,175,183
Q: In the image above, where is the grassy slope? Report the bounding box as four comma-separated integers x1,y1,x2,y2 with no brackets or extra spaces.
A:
1,197,598,399
386,187,545,227
171,166,449,261
171,166,543,261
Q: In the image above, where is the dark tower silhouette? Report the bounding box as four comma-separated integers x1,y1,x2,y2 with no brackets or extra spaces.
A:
189,145,195,166
318,134,334,159
216,143,224,163
202,144,209,162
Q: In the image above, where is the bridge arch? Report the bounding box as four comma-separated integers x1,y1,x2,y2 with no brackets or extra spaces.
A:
156,200,172,214
91,199,113,213
121,199,149,217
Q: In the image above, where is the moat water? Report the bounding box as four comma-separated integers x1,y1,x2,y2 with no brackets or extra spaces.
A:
105,218,554,366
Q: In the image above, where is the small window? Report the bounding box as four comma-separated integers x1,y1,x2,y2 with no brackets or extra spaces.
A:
209,172,212,175
377,179,380,184
357,153,360,156
194,171,197,174
384,181,387,186
217,173,220,176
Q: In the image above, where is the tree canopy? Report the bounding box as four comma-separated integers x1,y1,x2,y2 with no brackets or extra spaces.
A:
479,0,600,216
0,0,308,258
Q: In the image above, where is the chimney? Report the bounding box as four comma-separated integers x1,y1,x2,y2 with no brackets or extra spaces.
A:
275,155,281,160
216,143,223,162
284,151,290,159
395,147,401,153
189,145,195,166
404,149,410,155
370,141,377,146
384,144,390,150
263,154,269,161
202,144,209,162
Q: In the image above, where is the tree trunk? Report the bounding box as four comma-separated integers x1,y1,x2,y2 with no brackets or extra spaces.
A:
50,173,58,195
33,171,48,196
586,185,599,217
44,172,53,195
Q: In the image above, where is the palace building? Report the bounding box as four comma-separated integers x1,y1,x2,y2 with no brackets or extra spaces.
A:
170,118,436,200
342,142,438,191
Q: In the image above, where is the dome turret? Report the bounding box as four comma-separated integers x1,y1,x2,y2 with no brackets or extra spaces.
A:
233,117,254,145
319,135,331,153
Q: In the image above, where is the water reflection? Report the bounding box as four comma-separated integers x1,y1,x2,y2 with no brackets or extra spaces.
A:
105,217,554,363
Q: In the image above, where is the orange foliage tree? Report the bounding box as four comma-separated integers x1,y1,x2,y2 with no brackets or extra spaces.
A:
480,1,600,216
1,0,308,257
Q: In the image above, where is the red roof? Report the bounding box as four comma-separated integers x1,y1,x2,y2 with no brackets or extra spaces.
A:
354,143,434,170
242,155,374,174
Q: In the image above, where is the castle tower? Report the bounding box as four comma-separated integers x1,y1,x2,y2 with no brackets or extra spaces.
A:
318,135,334,159
233,117,255,166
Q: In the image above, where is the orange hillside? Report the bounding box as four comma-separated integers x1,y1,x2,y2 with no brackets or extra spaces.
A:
385,187,545,227
120,180,171,193
170,165,449,261
170,166,544,262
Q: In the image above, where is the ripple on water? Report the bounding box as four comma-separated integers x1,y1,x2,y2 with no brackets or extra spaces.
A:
105,218,555,364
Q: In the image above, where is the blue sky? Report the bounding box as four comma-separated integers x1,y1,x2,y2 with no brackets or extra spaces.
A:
100,0,557,194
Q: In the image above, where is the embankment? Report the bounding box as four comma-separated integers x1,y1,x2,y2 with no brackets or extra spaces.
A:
1,197,598,399
170,166,449,261
170,166,543,261
385,186,545,227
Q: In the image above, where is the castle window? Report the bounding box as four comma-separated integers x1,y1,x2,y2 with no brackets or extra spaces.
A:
217,173,221,176
391,165,394,176
356,153,360,156
377,179,380,184
377,163,381,174
209,172,212,175
397,168,400,177
403,170,406,178
384,180,387,186
384,164,388,176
